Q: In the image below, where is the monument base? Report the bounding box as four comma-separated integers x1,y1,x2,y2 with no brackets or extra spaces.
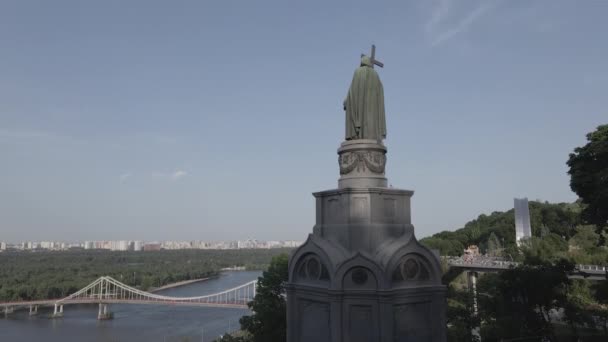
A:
286,280,446,342
287,184,447,342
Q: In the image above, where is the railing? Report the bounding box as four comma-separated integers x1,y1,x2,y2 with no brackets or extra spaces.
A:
577,264,607,273
445,256,607,278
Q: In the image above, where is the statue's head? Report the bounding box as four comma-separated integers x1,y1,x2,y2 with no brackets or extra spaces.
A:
360,55,373,67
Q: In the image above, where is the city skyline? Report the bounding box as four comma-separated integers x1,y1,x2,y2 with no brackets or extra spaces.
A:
0,238,302,251
2,1,607,242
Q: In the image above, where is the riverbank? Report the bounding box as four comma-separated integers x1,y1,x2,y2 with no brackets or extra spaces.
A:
149,277,210,292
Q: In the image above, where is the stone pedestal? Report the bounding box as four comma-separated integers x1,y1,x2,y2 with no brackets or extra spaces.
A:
287,141,447,342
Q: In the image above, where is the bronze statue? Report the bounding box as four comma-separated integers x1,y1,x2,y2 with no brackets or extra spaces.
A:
343,45,386,141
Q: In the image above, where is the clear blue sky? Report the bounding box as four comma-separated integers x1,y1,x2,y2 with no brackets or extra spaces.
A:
1,0,606,243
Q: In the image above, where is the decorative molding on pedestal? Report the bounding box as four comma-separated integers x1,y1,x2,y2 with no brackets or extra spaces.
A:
339,150,386,175
338,139,387,188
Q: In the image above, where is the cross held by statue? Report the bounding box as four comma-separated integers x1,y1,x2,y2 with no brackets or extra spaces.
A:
362,44,384,68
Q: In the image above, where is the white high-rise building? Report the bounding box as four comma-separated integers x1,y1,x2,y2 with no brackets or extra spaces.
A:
24,241,36,249
108,240,129,251
0,242,6,251
40,241,55,249
514,198,532,246
118,240,129,251
133,241,143,251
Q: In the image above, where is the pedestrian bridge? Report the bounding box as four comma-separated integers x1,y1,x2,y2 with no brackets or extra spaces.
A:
445,256,607,281
1,276,256,319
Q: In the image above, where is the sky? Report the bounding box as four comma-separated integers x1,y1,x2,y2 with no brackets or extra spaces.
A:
1,0,607,243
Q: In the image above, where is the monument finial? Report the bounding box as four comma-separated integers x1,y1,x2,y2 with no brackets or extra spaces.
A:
360,44,384,69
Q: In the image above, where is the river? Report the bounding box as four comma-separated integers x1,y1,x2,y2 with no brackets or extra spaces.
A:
0,271,261,342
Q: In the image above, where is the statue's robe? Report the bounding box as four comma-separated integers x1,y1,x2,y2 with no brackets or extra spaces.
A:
344,60,386,141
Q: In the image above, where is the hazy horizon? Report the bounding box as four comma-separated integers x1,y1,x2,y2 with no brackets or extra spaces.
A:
1,0,606,242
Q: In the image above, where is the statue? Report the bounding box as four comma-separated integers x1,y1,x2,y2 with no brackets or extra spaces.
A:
287,43,447,342
343,45,386,141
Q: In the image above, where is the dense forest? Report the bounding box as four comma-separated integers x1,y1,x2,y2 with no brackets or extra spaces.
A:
0,248,291,302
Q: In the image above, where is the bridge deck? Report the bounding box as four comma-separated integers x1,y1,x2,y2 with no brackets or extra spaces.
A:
446,258,607,280
1,276,256,311
1,299,249,309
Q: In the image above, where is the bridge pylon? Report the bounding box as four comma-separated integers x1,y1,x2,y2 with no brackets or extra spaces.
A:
98,303,112,320
3,305,14,318
52,304,63,318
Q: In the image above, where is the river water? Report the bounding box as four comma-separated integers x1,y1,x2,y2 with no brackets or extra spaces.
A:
0,271,261,342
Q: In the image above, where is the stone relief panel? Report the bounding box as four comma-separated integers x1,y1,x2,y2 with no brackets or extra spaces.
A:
299,299,330,342
392,254,431,283
339,151,386,175
393,302,433,342
295,254,330,285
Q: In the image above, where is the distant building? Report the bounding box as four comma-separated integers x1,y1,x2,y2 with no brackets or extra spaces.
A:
40,241,55,250
514,198,532,246
143,243,161,251
463,245,480,262
22,241,38,250
282,240,303,248
84,241,94,250
133,241,143,251
117,240,129,251
0,242,6,251
237,239,258,249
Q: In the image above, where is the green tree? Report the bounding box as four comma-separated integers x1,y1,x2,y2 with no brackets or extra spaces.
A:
567,124,608,244
483,260,574,341
420,236,464,256
570,225,600,251
239,254,288,342
486,232,502,257
522,234,569,263
563,279,601,337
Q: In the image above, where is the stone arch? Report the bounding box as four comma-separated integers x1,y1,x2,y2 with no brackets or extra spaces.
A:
288,235,336,286
385,241,442,287
293,253,331,284
391,253,432,282
335,253,385,290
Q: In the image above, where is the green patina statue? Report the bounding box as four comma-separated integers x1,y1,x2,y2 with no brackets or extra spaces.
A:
343,45,386,141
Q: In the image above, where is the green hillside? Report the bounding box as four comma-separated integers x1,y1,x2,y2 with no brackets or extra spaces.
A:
420,201,608,265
